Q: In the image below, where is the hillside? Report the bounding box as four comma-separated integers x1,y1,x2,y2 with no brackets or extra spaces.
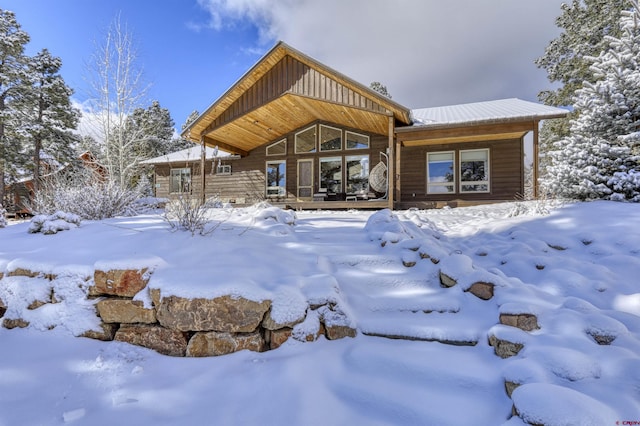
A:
0,200,639,425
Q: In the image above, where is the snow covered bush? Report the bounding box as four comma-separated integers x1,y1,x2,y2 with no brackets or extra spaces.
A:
163,195,214,236
0,204,7,228
28,211,81,235
31,168,142,220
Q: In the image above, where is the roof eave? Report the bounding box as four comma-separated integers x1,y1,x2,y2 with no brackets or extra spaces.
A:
395,111,569,133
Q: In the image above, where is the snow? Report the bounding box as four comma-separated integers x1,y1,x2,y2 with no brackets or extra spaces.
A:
1,200,640,424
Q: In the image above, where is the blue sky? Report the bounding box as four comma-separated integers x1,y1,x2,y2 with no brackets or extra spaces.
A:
2,0,566,133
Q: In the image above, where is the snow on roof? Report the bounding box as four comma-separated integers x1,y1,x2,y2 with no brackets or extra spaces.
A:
140,145,235,165
409,98,568,128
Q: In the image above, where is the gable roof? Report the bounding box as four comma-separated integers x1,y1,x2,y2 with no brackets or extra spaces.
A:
182,41,412,156
408,98,568,129
140,146,236,165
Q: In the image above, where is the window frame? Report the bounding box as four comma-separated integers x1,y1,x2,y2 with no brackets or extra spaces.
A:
319,124,342,152
345,154,369,194
216,164,232,175
345,131,370,150
169,167,191,194
426,151,456,195
459,149,490,193
266,138,287,156
294,126,316,154
319,156,343,193
265,160,287,197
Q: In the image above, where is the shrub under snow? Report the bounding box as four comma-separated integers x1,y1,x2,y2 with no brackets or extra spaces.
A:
31,169,141,220
28,211,81,235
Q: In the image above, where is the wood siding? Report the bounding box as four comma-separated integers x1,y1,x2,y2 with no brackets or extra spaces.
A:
207,56,391,134
154,120,388,204
400,139,524,203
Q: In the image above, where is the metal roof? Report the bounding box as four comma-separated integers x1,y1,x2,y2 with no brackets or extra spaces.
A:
407,98,569,130
140,146,236,165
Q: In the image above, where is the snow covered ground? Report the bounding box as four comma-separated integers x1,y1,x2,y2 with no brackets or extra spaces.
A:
0,200,639,425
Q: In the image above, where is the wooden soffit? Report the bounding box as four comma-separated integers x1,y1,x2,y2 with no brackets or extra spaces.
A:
396,120,535,147
183,41,411,154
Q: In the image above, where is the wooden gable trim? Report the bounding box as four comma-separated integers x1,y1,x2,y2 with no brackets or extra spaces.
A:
185,41,411,147
397,121,534,146
203,54,396,137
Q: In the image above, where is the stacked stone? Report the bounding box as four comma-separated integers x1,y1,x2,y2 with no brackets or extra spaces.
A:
87,267,356,357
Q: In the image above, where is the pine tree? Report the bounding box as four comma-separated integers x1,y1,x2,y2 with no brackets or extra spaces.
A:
126,100,175,158
0,9,29,205
170,109,200,152
536,0,627,185
18,48,80,190
543,2,640,201
369,81,392,99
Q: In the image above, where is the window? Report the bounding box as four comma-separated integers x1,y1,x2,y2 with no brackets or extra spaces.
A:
295,126,316,153
170,168,191,193
427,152,455,194
217,164,231,175
319,157,342,193
346,155,369,194
266,160,286,196
319,125,342,151
460,149,489,193
346,131,369,149
266,139,286,156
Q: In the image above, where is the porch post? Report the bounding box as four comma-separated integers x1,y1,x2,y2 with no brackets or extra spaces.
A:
532,120,540,199
200,137,206,204
387,114,395,210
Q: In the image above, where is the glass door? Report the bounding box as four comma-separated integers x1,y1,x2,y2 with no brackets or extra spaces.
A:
297,159,313,200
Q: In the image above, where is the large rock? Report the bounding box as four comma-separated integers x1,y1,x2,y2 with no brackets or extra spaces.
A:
81,322,118,341
439,271,457,288
261,308,306,331
499,313,539,332
267,328,292,350
186,330,266,357
466,282,494,300
3,318,29,329
0,298,6,318
91,268,150,297
325,324,357,340
157,295,271,333
115,324,188,357
96,299,157,324
488,334,524,359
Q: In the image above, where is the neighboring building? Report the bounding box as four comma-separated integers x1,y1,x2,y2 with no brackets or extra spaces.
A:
4,151,106,217
173,41,567,209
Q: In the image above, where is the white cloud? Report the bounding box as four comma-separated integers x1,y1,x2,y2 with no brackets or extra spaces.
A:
196,0,565,108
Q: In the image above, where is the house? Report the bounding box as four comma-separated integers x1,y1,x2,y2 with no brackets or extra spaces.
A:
175,41,567,209
141,145,246,203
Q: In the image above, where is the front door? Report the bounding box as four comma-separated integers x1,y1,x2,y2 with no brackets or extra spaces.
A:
297,159,313,200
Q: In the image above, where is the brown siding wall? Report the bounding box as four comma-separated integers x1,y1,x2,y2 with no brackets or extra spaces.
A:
400,139,524,203
213,56,389,131
153,120,389,204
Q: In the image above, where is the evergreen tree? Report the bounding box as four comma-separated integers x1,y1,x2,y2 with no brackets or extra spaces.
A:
536,0,627,184
170,109,200,152
369,81,392,99
126,100,175,158
543,2,640,201
0,9,29,205
18,48,80,190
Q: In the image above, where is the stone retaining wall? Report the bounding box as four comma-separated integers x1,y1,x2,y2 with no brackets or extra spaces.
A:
0,266,356,357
